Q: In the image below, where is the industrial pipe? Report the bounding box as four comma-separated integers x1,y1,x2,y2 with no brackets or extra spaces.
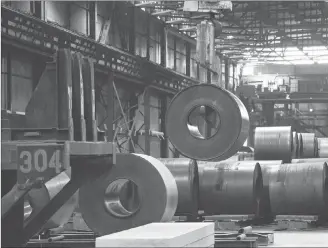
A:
254,126,293,163
79,154,178,235
198,161,263,216
158,158,199,218
317,138,328,158
269,162,328,216
300,133,317,158
165,84,249,161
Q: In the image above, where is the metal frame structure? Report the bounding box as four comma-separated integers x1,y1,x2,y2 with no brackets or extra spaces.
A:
1,5,199,95
134,1,328,64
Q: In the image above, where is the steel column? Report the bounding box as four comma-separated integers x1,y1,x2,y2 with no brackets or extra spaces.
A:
6,51,12,110
186,42,191,77
224,58,229,90
160,25,166,67
173,37,177,71
30,1,45,20
129,6,135,54
89,2,97,40
160,95,169,158
146,14,150,60
106,72,115,142
144,88,151,155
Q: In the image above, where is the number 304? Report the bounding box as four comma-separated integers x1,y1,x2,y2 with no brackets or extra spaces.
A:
19,149,62,174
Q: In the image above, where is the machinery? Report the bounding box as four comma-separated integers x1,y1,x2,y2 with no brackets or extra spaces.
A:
1,48,116,246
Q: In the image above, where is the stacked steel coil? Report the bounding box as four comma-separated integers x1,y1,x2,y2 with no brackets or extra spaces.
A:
317,138,328,158
254,126,293,163
301,133,318,158
165,84,249,161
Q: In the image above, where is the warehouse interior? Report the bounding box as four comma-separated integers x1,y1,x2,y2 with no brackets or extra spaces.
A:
1,1,328,247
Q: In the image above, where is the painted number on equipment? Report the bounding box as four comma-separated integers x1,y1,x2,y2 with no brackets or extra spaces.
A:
19,149,62,174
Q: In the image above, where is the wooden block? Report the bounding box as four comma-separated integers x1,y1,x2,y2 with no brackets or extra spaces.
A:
184,234,214,247
96,222,215,247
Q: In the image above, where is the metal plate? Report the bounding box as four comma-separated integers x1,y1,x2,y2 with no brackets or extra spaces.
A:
198,161,262,215
300,133,317,158
317,138,328,158
16,143,67,184
79,154,178,235
254,126,293,163
165,84,249,161
269,162,328,216
158,158,199,217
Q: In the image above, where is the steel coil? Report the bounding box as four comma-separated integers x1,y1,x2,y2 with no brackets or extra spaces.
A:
254,126,293,163
317,138,328,158
292,132,299,159
255,161,283,219
292,158,328,163
165,84,249,161
198,161,263,215
269,162,328,216
300,133,317,158
27,168,78,229
79,154,178,235
158,158,199,217
297,133,303,158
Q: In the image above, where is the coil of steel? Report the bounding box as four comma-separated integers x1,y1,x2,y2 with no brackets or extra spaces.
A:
269,162,328,216
158,158,199,217
26,168,78,229
198,161,263,215
254,126,293,163
79,154,178,235
292,132,299,159
292,158,328,163
317,138,328,158
300,133,317,158
165,84,249,161
297,133,303,158
252,161,283,219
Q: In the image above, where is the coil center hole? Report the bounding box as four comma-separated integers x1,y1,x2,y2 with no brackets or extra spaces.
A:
187,105,221,139
103,179,141,218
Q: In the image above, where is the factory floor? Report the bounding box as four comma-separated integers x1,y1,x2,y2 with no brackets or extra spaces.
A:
253,226,328,247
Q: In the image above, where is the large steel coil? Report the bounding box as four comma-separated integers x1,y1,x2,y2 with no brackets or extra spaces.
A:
255,161,283,219
158,158,199,217
198,161,263,215
269,162,328,216
292,158,328,163
26,168,78,229
317,138,328,158
165,84,249,161
79,154,178,235
254,126,293,163
292,132,299,159
300,133,317,158
297,133,303,158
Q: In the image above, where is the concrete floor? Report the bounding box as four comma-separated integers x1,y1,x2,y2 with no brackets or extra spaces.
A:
269,230,328,247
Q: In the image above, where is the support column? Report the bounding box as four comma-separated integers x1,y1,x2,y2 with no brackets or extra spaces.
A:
7,51,12,110
160,26,166,67
144,88,151,155
89,2,97,40
106,72,114,142
225,58,229,90
160,95,169,158
30,1,45,20
146,15,150,60
173,37,177,71
129,6,135,54
186,42,191,77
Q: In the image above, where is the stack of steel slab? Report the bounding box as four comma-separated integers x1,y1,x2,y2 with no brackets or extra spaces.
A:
95,223,215,247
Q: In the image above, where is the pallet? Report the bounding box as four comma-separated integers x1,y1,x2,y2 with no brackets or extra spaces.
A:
203,215,256,231
275,215,318,230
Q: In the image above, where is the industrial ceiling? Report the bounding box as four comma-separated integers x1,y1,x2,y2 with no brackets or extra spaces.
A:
133,1,328,65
